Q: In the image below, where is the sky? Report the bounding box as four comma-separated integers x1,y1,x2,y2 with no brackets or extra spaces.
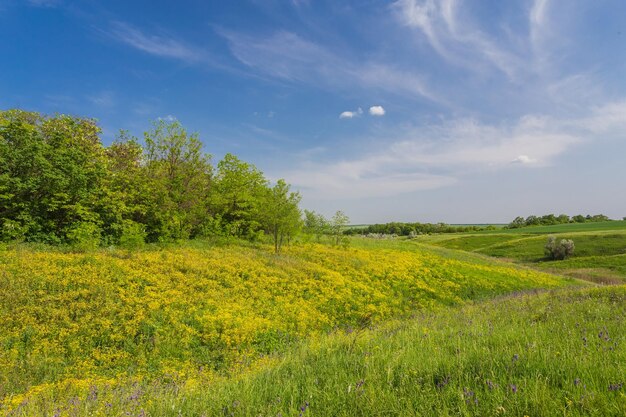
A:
1,0,626,223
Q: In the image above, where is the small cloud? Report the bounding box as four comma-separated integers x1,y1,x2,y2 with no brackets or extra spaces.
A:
369,105,386,116
268,111,275,118
339,107,363,119
511,155,537,164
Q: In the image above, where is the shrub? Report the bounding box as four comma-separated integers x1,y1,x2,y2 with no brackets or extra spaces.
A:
1,219,27,242
544,236,575,260
119,220,147,249
66,222,101,252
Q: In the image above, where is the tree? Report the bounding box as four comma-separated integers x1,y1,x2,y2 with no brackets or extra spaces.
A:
260,179,302,253
303,209,330,242
0,110,107,243
330,210,350,246
508,216,526,229
143,119,212,241
209,153,267,239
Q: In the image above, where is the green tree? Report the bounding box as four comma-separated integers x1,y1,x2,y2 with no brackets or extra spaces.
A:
303,209,330,242
260,179,302,253
209,153,267,239
0,110,107,243
143,119,212,241
330,210,350,246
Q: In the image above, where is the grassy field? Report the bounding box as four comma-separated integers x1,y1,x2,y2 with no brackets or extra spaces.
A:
479,220,626,234
407,223,626,284
0,241,571,416
5,285,625,416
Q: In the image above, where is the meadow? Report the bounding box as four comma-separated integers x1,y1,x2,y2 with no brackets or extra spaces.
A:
411,222,626,284
0,241,573,416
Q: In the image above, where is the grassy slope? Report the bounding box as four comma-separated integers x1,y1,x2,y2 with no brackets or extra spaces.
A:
409,223,626,283
0,242,570,413
7,286,625,416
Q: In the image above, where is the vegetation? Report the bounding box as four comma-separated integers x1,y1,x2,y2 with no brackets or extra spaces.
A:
344,222,496,237
544,236,575,260
506,214,612,229
411,224,626,284
0,110,303,252
5,282,626,416
0,242,571,414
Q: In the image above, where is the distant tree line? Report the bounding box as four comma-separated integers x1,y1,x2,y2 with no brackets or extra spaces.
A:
0,110,308,252
506,214,612,229
343,222,495,237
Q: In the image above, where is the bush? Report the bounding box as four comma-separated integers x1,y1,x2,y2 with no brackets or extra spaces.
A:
66,222,101,252
1,219,27,242
544,236,575,260
119,220,147,249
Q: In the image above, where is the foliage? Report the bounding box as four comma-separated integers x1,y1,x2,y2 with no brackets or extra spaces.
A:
118,219,147,249
260,179,302,252
544,236,575,260
0,110,308,246
344,221,493,236
507,213,612,229
330,210,350,246
65,221,101,252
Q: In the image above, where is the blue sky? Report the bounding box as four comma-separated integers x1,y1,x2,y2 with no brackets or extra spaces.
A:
1,0,625,223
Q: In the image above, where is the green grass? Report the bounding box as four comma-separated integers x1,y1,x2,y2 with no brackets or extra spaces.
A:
8,286,626,416
482,221,626,234
404,224,626,283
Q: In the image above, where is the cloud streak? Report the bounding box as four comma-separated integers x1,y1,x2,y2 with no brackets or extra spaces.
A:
393,0,530,81
107,21,202,62
219,29,443,103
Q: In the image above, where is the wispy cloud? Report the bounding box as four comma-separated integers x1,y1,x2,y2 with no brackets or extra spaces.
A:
394,0,526,80
219,29,443,103
107,21,201,62
283,101,626,199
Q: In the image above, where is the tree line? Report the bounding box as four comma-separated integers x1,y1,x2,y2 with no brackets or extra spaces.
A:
0,110,315,252
506,214,612,229
343,222,495,237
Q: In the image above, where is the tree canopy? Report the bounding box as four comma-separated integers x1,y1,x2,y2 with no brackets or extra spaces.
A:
0,110,313,251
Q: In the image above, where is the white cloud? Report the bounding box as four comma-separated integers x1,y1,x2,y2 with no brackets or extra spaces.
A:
339,108,363,119
369,106,386,116
108,22,201,62
511,155,537,164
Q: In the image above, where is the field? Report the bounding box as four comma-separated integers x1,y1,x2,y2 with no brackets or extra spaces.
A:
410,222,626,284
0,241,570,414
1,227,625,416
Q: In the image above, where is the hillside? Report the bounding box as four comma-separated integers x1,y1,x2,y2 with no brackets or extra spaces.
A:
0,242,571,415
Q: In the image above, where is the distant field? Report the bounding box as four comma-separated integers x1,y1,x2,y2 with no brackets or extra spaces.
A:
480,220,626,234
405,221,626,284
